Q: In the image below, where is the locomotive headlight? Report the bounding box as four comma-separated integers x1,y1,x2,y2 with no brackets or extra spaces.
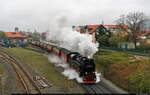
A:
86,72,87,74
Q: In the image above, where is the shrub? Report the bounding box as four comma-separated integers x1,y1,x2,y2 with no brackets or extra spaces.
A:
136,45,150,50
107,59,150,92
129,71,150,93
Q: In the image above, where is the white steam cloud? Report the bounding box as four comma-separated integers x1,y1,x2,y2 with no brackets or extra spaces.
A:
62,69,83,83
47,13,98,58
48,54,83,83
95,72,101,83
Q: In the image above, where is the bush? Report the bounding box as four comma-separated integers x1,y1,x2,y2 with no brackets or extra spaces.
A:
0,32,8,40
97,35,109,46
107,59,150,92
109,35,122,48
136,45,150,50
129,71,150,93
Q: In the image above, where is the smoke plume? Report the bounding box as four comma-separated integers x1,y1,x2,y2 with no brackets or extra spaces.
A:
47,13,98,58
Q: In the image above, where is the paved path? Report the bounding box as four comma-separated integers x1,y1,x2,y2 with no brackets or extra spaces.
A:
100,76,128,94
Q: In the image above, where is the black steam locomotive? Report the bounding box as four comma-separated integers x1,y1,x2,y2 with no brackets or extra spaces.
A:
31,41,96,83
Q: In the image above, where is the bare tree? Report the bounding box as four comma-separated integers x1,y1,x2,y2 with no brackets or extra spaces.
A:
116,15,126,25
115,12,147,48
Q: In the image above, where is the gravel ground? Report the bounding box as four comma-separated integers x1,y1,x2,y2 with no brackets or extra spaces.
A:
100,76,128,94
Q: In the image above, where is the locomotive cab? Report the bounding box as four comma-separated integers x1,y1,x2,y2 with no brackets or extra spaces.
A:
69,53,96,83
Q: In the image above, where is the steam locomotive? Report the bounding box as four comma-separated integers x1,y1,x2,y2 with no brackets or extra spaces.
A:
31,41,96,83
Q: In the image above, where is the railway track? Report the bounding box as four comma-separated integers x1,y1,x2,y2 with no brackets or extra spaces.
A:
81,83,111,94
0,49,41,94
25,46,112,94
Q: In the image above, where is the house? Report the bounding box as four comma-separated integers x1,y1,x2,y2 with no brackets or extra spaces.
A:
72,24,110,43
118,42,136,49
137,31,150,45
118,31,150,49
104,25,130,35
4,32,32,45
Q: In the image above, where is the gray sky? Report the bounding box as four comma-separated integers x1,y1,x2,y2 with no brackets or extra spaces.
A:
0,0,149,32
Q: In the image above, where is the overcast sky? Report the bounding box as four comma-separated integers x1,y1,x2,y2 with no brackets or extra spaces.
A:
0,0,149,32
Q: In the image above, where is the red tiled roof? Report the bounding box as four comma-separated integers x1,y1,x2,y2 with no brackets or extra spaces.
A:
119,31,150,39
87,25,102,34
137,31,150,39
4,32,30,38
104,25,129,30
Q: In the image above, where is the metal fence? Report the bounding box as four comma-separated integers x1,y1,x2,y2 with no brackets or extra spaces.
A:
99,46,149,54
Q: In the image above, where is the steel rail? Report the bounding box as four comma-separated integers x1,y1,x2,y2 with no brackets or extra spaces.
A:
0,50,41,94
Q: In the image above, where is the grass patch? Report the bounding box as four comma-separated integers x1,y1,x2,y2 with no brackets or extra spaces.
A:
94,52,134,69
4,48,83,92
0,63,5,75
95,49,113,55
